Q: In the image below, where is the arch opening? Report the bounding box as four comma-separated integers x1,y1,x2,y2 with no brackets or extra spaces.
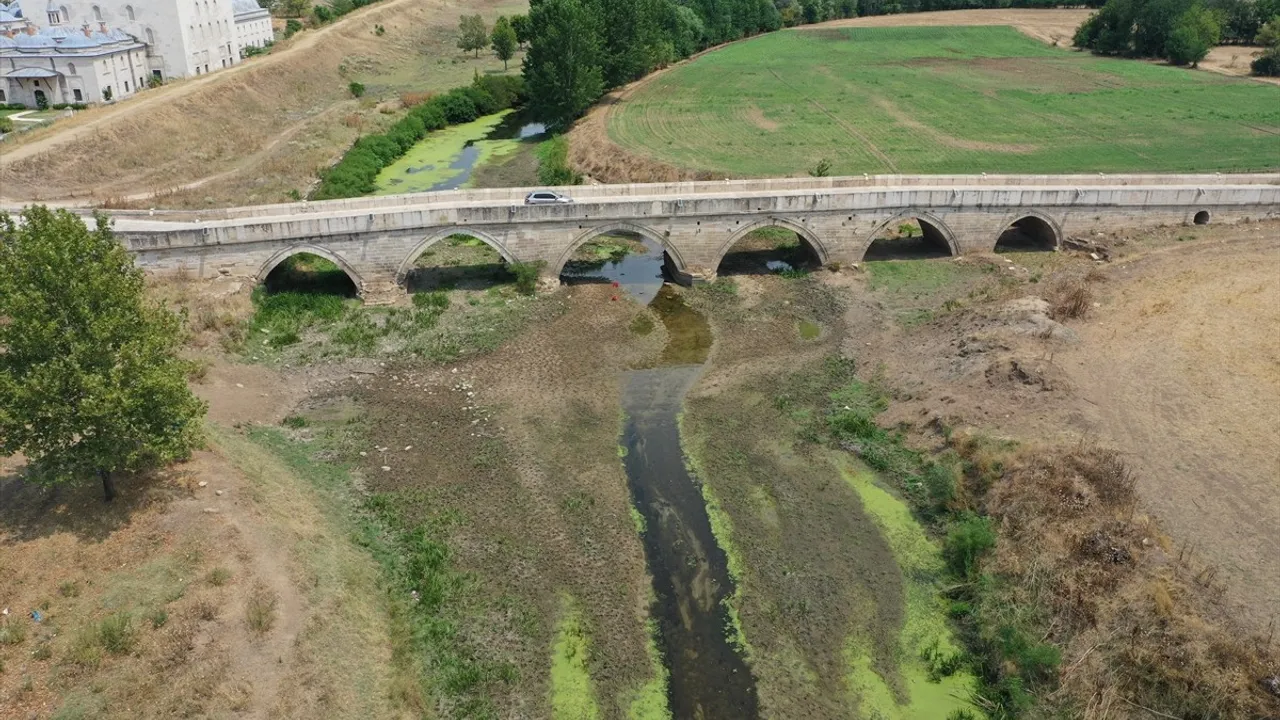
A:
560,230,674,305
262,251,359,298
1193,210,1211,225
405,233,516,295
864,218,954,261
995,216,1058,253
717,226,822,277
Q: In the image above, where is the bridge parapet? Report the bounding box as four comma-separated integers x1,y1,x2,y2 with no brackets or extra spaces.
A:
101,175,1279,301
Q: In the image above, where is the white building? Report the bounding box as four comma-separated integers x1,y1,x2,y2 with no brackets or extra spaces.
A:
11,0,274,84
1,22,148,106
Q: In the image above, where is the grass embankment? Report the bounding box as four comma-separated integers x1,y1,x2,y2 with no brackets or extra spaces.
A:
608,25,1280,175
0,422,406,718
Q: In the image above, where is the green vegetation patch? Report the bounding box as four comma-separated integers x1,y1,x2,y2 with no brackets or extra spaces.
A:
623,619,672,720
609,26,1280,175
550,598,601,720
843,468,983,720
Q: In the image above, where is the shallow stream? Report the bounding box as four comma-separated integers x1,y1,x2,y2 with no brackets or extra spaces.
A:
588,242,760,718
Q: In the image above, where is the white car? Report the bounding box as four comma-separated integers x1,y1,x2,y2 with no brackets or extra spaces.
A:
524,190,574,205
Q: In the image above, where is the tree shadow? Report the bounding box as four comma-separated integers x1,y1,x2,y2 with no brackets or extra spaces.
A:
0,460,183,545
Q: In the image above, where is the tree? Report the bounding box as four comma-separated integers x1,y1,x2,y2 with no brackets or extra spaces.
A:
1166,3,1222,65
522,0,604,128
457,14,488,57
0,207,206,502
1256,16,1280,46
491,16,518,70
279,0,308,18
511,13,531,46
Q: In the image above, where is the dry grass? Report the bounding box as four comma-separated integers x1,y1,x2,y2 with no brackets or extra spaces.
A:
146,273,253,351
951,435,1280,718
245,585,279,636
0,0,525,207
1048,275,1095,320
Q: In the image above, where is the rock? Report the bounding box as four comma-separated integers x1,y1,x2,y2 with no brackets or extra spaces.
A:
381,466,391,472
198,481,208,488
215,490,223,496
1260,675,1280,697
203,508,218,513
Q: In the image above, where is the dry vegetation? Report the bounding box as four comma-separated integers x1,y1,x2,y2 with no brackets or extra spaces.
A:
0,0,525,208
948,435,1280,718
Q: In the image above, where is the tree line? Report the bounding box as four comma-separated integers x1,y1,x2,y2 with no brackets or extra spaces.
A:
518,0,1091,128
1074,0,1280,71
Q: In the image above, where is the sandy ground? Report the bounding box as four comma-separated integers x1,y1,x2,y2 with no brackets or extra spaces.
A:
844,221,1280,634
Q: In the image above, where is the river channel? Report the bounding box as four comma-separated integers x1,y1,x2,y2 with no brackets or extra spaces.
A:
375,110,546,194
568,239,760,718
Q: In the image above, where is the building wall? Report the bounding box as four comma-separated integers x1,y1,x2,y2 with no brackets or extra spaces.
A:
233,8,270,51
18,0,239,78
1,40,147,104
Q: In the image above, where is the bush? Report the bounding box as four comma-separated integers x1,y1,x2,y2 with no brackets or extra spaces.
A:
284,18,303,37
348,81,365,98
510,261,544,295
943,514,996,579
1253,47,1280,75
412,291,450,309
97,613,136,655
0,117,12,134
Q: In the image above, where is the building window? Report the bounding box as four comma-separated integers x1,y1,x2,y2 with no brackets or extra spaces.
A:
103,86,113,100
66,62,76,75
74,88,83,101
0,89,5,101
124,80,130,92
125,5,135,20
145,28,154,44
48,10,61,23
152,69,162,79
92,5,102,21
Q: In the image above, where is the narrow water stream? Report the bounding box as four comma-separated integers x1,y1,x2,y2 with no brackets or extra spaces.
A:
573,240,760,718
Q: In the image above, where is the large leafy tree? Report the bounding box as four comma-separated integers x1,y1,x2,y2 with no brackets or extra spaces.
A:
0,207,206,501
522,0,604,128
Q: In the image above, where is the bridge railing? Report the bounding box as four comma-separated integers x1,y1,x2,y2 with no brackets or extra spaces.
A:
91,173,1280,223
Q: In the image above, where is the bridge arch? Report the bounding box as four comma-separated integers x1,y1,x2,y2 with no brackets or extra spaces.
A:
396,227,516,285
994,210,1062,252
257,244,365,295
552,222,686,278
714,217,829,273
862,210,958,261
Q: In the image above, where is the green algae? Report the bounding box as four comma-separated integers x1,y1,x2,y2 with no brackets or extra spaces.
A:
624,619,673,720
551,597,601,720
842,466,985,720
374,111,524,195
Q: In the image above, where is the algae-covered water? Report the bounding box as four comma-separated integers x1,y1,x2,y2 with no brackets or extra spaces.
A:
842,467,986,720
374,110,546,195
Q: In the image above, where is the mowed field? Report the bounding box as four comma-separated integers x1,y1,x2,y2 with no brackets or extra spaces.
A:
604,26,1280,177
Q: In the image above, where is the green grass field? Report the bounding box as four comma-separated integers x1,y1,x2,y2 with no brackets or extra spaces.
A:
607,26,1280,175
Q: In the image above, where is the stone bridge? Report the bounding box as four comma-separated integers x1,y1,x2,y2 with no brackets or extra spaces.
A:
98,174,1280,302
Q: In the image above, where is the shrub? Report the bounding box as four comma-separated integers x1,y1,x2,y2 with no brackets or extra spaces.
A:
1253,47,1280,75
510,261,544,295
943,514,996,579
284,18,303,37
348,81,365,98
0,117,12,134
245,586,278,635
97,613,135,655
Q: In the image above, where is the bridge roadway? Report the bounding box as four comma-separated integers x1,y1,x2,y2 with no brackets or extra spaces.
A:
95,174,1280,302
